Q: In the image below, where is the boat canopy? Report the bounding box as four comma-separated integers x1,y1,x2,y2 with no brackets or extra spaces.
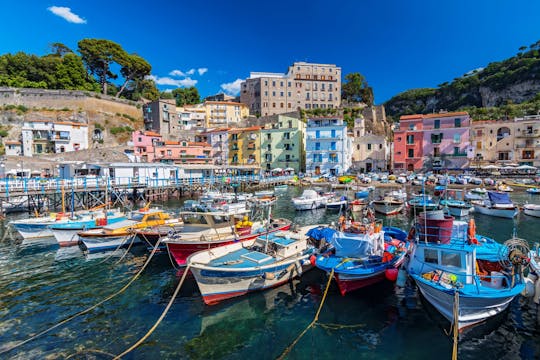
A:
488,191,512,204
331,232,373,258
306,226,337,242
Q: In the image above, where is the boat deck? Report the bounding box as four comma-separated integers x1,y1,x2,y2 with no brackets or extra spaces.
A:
207,247,277,269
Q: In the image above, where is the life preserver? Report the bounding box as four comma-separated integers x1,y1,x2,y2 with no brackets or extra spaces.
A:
468,219,478,245
407,226,416,240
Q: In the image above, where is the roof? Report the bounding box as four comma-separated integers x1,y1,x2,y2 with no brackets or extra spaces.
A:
4,140,21,145
400,114,424,120
24,119,88,127
423,111,469,119
205,101,246,106
143,131,161,137
229,126,262,134
200,128,230,134
164,141,178,145
188,141,211,147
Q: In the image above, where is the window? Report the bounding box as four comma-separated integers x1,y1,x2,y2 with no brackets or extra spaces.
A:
357,144,360,150
476,141,482,150
288,82,291,87
280,103,284,108
453,147,460,155
434,147,440,157
280,81,284,87
434,119,440,129
232,134,238,140
424,249,438,264
431,133,443,144
379,144,382,150
330,142,336,150
331,130,336,138
315,142,321,150
408,149,414,158
272,81,276,87
329,93,333,101
408,124,415,130
280,91,284,96
498,152,510,160
138,137,142,142
272,103,276,108
454,118,461,127
476,129,483,136
367,143,372,150
167,150,172,156
264,81,268,86
272,91,276,96
441,252,461,268
267,133,271,140
315,130,320,138
288,92,291,97
284,132,290,140
306,93,310,100
406,135,414,144
267,144,271,151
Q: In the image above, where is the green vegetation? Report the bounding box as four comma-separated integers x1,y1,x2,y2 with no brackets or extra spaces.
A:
169,87,200,106
342,72,374,106
94,123,104,130
110,125,133,135
384,42,540,121
116,113,137,122
300,106,361,129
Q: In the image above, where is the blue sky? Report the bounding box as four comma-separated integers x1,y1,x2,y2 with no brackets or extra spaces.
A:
1,0,540,103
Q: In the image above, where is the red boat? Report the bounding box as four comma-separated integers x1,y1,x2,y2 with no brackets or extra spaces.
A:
163,209,291,267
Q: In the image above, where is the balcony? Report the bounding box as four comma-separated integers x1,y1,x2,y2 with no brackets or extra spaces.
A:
516,129,540,138
448,152,468,157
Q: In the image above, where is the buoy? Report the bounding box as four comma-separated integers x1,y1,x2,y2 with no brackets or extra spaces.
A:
385,268,398,282
396,267,408,287
522,277,535,298
309,254,317,267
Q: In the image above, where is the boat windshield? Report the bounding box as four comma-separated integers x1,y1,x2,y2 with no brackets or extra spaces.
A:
130,212,146,222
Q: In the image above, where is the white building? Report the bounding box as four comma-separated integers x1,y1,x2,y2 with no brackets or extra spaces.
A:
21,120,88,157
4,140,22,156
305,117,351,176
351,118,391,172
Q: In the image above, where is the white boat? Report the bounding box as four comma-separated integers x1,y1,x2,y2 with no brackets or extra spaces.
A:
254,190,274,197
406,216,528,330
371,197,404,215
470,187,487,195
291,189,327,211
523,204,540,217
274,184,288,192
387,189,407,201
440,199,472,217
325,195,348,211
188,227,316,305
497,184,513,192
471,191,518,218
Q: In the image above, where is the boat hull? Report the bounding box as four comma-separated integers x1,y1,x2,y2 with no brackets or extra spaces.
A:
372,202,404,215
523,205,540,217
51,228,81,247
445,206,471,217
292,199,325,211
79,234,137,253
473,205,517,218
414,278,519,330
11,223,53,239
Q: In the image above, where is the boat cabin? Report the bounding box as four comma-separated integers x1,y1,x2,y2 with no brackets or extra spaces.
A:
253,232,307,259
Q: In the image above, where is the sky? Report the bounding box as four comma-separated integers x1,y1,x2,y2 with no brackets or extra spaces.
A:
1,0,540,104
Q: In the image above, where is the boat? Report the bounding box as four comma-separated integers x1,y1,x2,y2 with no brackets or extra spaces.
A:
78,208,173,253
471,191,518,218
254,190,274,197
526,187,540,195
465,191,486,201
387,188,407,201
325,195,348,211
354,190,370,199
188,226,318,305
371,196,405,215
164,206,292,267
497,184,513,192
338,175,355,184
10,210,94,240
314,218,410,295
349,199,367,213
50,209,127,247
407,194,440,212
470,187,487,195
274,184,288,192
440,199,472,217
405,214,528,330
523,203,540,217
134,220,185,251
291,189,327,211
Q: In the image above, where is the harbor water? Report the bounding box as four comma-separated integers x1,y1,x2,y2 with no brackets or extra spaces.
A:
1,186,540,359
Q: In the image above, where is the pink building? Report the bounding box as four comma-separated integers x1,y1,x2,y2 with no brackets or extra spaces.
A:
132,130,213,164
393,115,424,171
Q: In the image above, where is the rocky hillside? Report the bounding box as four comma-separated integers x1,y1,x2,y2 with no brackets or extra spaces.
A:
384,43,540,121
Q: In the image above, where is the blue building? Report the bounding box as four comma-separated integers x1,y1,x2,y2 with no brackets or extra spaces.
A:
305,117,352,176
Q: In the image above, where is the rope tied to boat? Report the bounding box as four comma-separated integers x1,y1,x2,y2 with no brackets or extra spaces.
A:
0,236,165,356
444,290,460,360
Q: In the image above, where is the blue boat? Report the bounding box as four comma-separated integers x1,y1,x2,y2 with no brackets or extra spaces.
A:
526,187,540,194
407,194,440,212
405,215,529,330
354,190,370,199
314,220,410,295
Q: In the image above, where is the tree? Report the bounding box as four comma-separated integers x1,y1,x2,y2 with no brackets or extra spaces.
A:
160,91,174,99
172,86,200,106
55,53,99,91
341,72,374,106
49,43,73,57
115,53,151,98
78,39,127,94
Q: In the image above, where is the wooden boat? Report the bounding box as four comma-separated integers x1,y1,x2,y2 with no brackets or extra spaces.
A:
188,227,317,305
349,199,367,212
291,189,327,211
440,199,472,217
314,220,410,295
274,184,288,192
133,220,185,251
497,184,513,192
471,191,518,218
325,195,348,211
163,207,292,267
407,194,440,212
523,203,540,217
526,187,540,195
372,196,404,215
406,215,528,330
78,208,173,253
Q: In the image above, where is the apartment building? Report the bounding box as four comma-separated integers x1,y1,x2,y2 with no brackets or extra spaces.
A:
204,101,249,127
142,99,179,140
228,126,262,166
260,114,305,173
196,128,230,166
305,117,351,176
393,115,424,171
351,118,390,172
240,62,341,117
21,120,88,157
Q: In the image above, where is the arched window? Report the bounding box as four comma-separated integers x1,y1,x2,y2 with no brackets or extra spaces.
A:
496,127,511,141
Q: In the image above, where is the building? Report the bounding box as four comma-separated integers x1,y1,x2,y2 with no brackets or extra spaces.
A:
204,101,249,127
132,130,165,162
196,128,230,166
228,126,262,166
204,93,237,102
305,117,351,176
260,114,305,173
393,112,471,171
470,115,540,167
178,105,206,131
4,140,22,156
21,120,88,157
142,99,179,140
240,62,341,117
351,118,390,172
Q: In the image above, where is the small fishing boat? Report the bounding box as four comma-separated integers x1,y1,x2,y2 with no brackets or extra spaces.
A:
405,215,529,330
470,187,487,195
349,199,368,213
371,196,405,215
291,189,327,211
314,219,410,295
254,189,274,197
465,191,486,201
407,194,440,212
523,203,540,217
188,227,318,305
325,195,348,211
526,187,540,195
440,199,472,217
78,208,173,253
133,220,185,251
338,175,356,184
387,188,407,201
274,184,288,192
497,184,513,192
471,191,518,218
10,210,96,240
50,209,126,247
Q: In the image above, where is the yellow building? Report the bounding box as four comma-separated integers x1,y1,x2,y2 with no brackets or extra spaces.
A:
228,126,261,166
204,101,249,127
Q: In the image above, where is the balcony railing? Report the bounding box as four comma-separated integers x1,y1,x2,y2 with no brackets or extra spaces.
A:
516,130,539,138
448,152,468,157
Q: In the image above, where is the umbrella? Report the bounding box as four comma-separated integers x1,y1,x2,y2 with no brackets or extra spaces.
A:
517,165,536,170
272,168,283,172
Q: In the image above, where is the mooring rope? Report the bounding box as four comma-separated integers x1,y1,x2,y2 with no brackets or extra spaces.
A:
452,290,459,360
114,234,137,265
0,237,164,356
112,264,192,359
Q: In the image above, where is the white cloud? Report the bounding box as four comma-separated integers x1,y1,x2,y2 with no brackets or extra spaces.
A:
198,68,208,76
186,69,195,75
47,6,86,24
169,69,186,77
220,78,243,95
147,75,197,87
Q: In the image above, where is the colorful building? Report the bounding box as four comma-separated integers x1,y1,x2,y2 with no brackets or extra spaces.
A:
196,128,230,166
393,115,424,171
228,126,262,166
132,130,163,162
260,114,305,173
204,101,249,127
21,120,88,157
351,118,391,172
305,117,351,176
